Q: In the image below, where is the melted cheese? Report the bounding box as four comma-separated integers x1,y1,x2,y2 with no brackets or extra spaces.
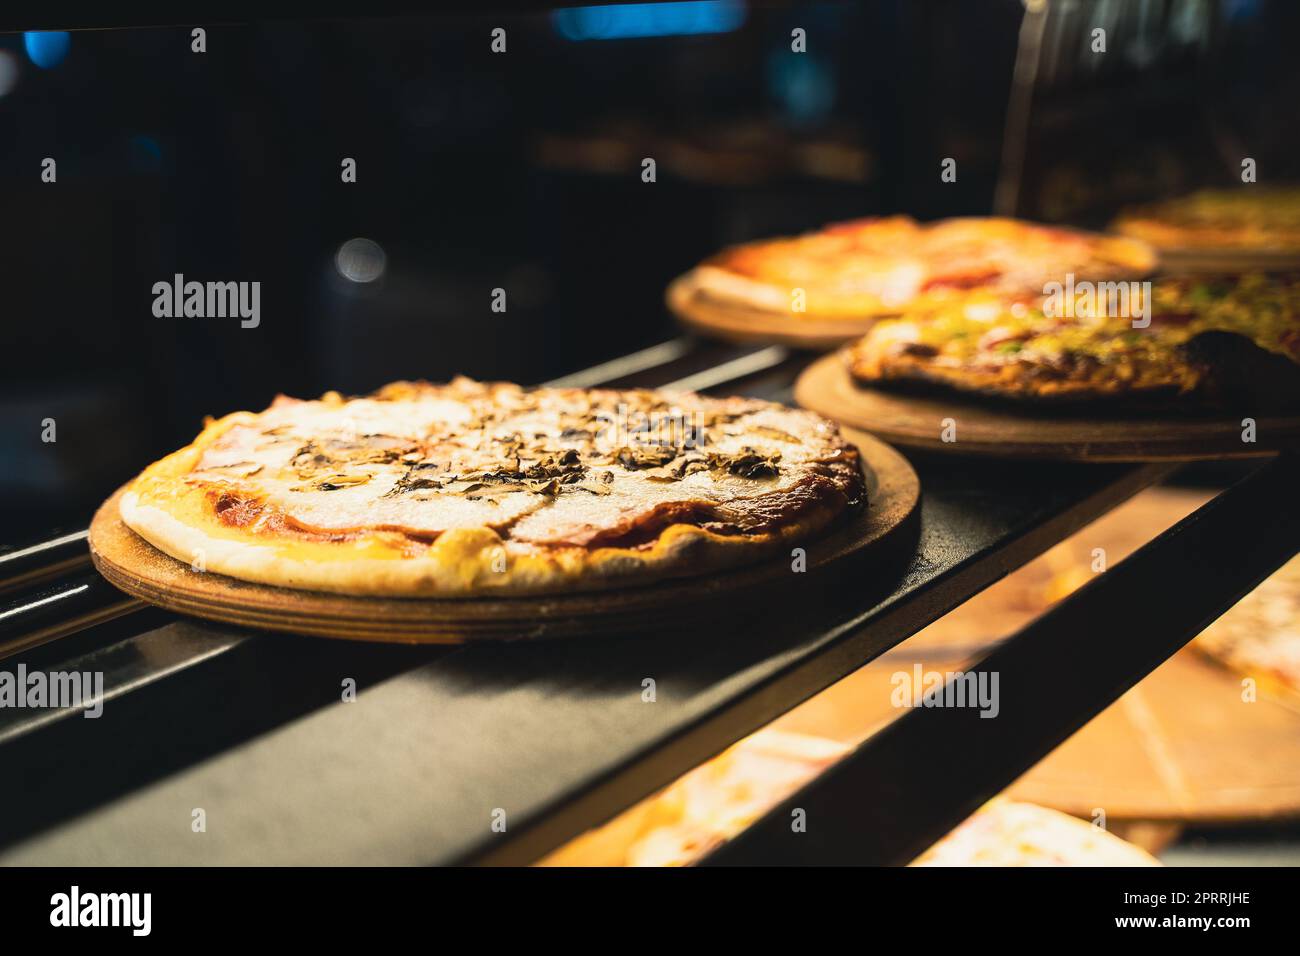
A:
709,215,1154,314
184,379,857,548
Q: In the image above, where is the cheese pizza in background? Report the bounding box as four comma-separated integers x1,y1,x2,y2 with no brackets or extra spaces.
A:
910,799,1160,867
1113,186,1300,256
538,730,849,866
1193,553,1300,712
541,730,1159,867
118,378,865,597
690,216,1156,319
846,272,1300,409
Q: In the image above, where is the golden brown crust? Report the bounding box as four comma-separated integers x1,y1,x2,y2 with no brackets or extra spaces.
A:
846,343,1185,403
120,378,865,597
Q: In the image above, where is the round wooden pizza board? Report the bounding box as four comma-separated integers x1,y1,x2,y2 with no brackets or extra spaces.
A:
88,429,920,645
666,273,878,350
795,351,1300,461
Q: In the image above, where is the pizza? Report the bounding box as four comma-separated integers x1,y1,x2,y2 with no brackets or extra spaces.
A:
846,272,1300,407
1193,553,1300,711
118,378,865,597
910,799,1159,867
690,216,1156,318
543,732,1158,866
1113,186,1300,254
539,730,852,866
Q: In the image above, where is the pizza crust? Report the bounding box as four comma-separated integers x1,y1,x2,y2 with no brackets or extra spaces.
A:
845,345,1188,403
119,486,850,597
690,263,921,318
119,380,865,598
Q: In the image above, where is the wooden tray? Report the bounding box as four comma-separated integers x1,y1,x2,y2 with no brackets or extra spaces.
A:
89,428,920,645
795,351,1300,461
666,273,877,350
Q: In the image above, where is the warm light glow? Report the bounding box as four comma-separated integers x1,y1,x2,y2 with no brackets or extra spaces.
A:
335,238,387,284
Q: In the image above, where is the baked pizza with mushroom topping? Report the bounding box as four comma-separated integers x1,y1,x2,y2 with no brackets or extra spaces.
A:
846,272,1300,408
119,378,865,597
690,216,1156,318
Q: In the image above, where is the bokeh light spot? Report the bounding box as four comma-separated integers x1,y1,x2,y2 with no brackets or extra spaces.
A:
335,238,387,284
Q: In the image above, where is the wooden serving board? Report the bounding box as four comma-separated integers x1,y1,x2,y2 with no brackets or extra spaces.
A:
666,273,877,350
795,351,1300,461
88,429,920,645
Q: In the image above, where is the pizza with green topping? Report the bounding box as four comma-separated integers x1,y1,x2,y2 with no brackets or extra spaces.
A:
846,273,1300,408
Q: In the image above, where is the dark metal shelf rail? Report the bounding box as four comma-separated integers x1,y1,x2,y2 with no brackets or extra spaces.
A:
0,530,91,595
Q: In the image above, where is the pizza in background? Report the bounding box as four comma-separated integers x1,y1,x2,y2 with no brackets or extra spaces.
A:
1194,553,1300,711
910,799,1160,867
1113,186,1300,255
540,730,1160,867
118,378,865,597
622,731,851,867
690,216,1155,318
846,272,1300,408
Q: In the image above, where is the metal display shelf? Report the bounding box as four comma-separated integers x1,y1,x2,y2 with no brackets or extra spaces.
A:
0,338,1293,866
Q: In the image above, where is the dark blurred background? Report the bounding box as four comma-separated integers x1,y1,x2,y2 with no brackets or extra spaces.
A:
1,0,1297,540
